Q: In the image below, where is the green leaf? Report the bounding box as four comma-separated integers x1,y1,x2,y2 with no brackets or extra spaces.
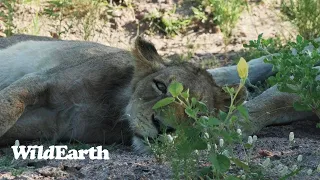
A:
193,139,207,150
232,158,249,171
279,84,298,93
210,154,230,173
177,128,207,155
293,101,312,111
296,35,303,44
207,117,221,126
197,166,212,177
257,33,263,48
181,89,189,100
191,97,198,107
219,110,228,121
237,105,249,119
225,176,241,180
152,97,175,109
169,82,183,97
244,143,253,149
197,101,208,113
220,131,233,142
229,87,235,94
185,107,196,119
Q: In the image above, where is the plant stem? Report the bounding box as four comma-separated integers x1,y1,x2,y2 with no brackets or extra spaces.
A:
225,82,245,122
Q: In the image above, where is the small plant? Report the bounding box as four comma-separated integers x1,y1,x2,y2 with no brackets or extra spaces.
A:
81,0,107,41
240,35,284,61
43,0,107,39
244,34,320,127
149,58,260,179
143,5,191,37
148,55,318,179
0,151,25,176
0,0,17,36
281,0,320,39
191,0,247,38
31,11,40,35
43,0,74,38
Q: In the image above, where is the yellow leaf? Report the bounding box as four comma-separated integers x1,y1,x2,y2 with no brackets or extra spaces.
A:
237,57,249,79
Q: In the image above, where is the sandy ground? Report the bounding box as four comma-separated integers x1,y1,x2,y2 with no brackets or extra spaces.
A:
0,0,319,179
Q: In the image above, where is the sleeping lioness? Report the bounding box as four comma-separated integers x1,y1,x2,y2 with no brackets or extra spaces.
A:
0,35,247,152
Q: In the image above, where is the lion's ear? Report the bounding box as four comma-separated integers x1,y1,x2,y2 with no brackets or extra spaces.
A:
132,36,165,79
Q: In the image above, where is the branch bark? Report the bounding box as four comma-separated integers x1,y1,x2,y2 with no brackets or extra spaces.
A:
207,55,274,86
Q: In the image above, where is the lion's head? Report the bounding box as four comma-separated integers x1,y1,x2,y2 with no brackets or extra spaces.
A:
125,37,247,152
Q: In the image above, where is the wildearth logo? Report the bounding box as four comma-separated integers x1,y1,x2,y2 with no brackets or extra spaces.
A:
11,145,110,160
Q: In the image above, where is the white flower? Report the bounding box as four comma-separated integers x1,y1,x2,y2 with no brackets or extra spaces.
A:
207,144,211,151
219,138,224,148
14,140,20,146
289,132,294,142
241,175,246,179
194,150,199,155
262,158,270,167
253,135,258,142
222,150,229,157
317,164,320,172
247,136,253,145
166,135,174,143
204,132,209,139
290,75,294,80
279,165,289,176
237,129,242,136
277,164,284,169
291,165,298,171
291,48,297,56
307,169,313,176
303,44,314,54
297,155,303,162
214,144,218,150
305,50,312,57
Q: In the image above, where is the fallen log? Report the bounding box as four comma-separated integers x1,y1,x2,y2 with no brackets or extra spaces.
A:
207,55,274,86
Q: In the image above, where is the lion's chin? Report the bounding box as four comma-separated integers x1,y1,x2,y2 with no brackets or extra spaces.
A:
132,136,152,154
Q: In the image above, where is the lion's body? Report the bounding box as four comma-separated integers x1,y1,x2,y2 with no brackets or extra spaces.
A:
0,36,134,145
0,35,266,153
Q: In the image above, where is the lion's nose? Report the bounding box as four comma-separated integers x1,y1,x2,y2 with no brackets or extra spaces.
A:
151,114,176,135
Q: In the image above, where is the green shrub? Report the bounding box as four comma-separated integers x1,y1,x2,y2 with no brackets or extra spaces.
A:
150,80,253,179
143,5,191,37
43,0,107,39
0,0,17,36
244,34,320,127
191,0,247,37
148,55,317,179
148,59,263,179
240,36,284,61
281,0,320,39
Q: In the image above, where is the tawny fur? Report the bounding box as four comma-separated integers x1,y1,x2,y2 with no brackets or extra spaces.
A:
0,35,246,152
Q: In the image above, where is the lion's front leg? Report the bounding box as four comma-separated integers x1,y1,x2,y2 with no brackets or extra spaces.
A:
0,73,48,137
241,85,314,135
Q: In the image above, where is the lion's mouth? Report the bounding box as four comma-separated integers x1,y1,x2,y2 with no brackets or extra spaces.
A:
133,114,176,145
151,114,176,135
